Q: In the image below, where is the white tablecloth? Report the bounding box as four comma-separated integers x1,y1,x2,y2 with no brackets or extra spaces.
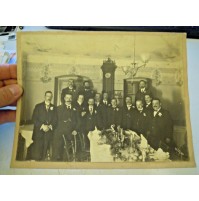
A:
88,129,114,162
20,124,34,148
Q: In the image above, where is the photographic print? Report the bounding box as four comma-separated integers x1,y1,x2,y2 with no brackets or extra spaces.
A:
11,31,195,168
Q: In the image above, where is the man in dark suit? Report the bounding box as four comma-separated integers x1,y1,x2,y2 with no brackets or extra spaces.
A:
52,93,78,161
84,98,101,151
94,93,103,129
61,79,77,104
79,81,95,104
31,91,57,161
73,94,87,155
107,98,122,130
94,93,102,110
101,92,111,129
122,96,135,130
144,93,153,113
74,94,86,117
147,98,174,152
135,80,152,104
133,100,149,136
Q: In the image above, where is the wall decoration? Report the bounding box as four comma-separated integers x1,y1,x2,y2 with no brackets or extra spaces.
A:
152,69,162,86
40,64,52,83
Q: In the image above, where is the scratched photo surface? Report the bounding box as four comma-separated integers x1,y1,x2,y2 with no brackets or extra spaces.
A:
11,31,195,169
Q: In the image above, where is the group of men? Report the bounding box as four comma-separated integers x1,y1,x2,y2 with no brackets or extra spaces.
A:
29,80,174,162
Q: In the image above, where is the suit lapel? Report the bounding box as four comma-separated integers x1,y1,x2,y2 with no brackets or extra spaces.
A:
48,104,54,122
154,108,162,118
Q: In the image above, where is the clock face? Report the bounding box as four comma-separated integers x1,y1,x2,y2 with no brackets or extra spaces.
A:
105,73,111,78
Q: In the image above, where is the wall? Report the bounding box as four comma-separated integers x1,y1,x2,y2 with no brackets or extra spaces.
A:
21,54,185,126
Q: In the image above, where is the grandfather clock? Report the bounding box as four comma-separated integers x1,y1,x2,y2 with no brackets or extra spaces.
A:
101,58,117,97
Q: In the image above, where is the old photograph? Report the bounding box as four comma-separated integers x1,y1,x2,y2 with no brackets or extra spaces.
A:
11,31,195,168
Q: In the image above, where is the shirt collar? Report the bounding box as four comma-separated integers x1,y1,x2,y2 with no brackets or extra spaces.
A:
77,101,83,105
154,107,161,115
45,101,50,106
146,102,151,106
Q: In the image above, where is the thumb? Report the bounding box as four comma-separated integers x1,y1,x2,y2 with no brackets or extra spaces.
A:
0,84,23,107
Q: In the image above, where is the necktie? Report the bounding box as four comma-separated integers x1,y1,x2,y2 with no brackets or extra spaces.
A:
67,105,71,109
90,107,93,114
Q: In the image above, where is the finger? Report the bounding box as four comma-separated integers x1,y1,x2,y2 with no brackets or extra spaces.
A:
0,84,23,107
0,110,16,124
0,64,17,80
3,79,17,85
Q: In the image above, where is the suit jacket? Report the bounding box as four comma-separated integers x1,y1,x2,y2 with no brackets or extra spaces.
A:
73,101,87,132
54,104,78,138
147,108,173,149
132,109,150,136
84,106,101,133
145,102,153,113
100,101,111,129
107,106,122,128
95,102,103,121
32,102,57,141
121,105,136,130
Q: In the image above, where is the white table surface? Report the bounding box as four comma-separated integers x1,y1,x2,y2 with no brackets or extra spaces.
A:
0,27,199,174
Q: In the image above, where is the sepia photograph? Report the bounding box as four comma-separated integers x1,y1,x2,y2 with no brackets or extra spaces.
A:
11,31,195,168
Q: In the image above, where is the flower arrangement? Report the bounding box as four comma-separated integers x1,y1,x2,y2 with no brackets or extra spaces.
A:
98,128,170,162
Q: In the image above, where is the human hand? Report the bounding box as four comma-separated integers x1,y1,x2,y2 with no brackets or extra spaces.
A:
43,125,49,132
48,125,53,131
0,64,23,124
40,124,49,132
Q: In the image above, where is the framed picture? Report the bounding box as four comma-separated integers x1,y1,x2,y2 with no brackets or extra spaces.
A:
11,31,195,169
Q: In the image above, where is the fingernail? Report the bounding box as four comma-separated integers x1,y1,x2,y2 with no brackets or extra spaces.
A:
8,85,22,97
